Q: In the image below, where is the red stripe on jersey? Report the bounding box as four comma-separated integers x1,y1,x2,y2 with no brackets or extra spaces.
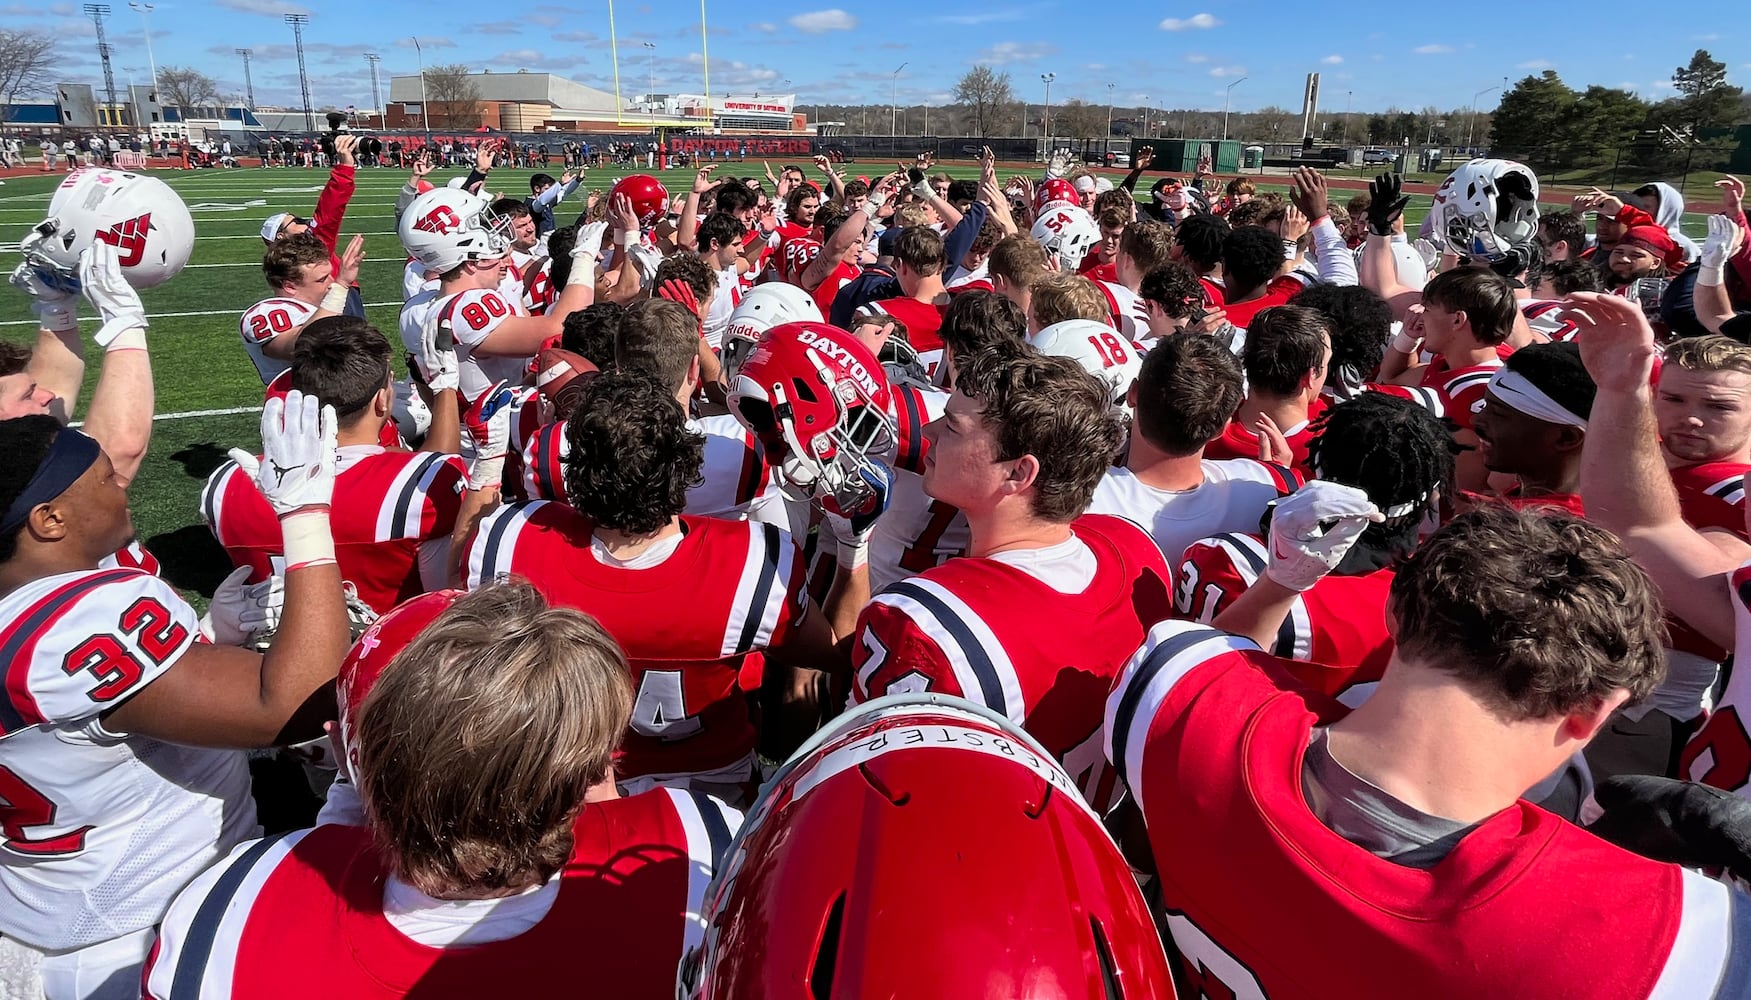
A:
0,569,142,735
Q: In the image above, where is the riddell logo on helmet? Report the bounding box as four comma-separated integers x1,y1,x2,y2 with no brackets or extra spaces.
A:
95,213,152,268
796,328,880,396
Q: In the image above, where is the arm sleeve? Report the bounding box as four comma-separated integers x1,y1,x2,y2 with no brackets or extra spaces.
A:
311,164,355,256
941,200,988,268
532,183,562,209
1310,217,1358,287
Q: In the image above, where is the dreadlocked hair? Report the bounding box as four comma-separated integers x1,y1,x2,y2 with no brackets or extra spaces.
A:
1305,392,1458,545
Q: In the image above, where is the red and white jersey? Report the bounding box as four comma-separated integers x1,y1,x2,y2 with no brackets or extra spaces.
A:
1419,355,1505,431
702,265,742,350
0,568,256,952
398,284,440,359
865,297,947,376
1078,254,1119,284
1202,398,1328,477
201,445,466,615
1175,531,1396,699
870,382,969,592
779,238,822,286
437,288,533,400
462,505,806,782
1354,381,1448,418
1108,619,1749,999
238,296,317,384
145,787,740,1000
514,414,783,526
945,262,991,294
1522,299,1586,342
100,540,161,576
1092,280,1149,341
1672,461,1750,539
809,260,860,317
1086,459,1301,565
1683,561,1751,794
510,249,557,317
401,259,432,302
851,515,1175,810
265,368,404,451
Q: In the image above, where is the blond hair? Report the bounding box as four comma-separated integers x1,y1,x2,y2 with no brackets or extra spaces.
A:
356,581,634,898
1665,335,1751,377
1028,272,1110,328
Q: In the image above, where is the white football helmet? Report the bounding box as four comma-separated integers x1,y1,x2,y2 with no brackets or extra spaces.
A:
1430,158,1541,262
398,187,511,273
20,168,194,293
1028,319,1142,418
722,283,824,379
1030,204,1100,271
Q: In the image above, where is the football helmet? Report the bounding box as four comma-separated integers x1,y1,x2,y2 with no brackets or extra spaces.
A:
727,321,895,516
20,167,194,294
722,283,825,379
1035,177,1080,214
1032,203,1101,271
612,173,670,229
1430,158,1541,263
678,693,1176,999
1029,319,1142,418
335,589,464,785
398,187,511,273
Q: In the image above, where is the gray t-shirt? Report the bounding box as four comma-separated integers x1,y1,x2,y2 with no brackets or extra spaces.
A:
1301,728,1477,869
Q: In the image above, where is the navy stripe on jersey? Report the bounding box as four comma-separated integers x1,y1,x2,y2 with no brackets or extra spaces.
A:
734,524,782,654
1111,624,1225,788
532,425,558,500
894,387,925,473
168,832,294,1000
390,453,443,537
1262,462,1302,495
0,568,140,735
688,790,734,867
735,434,762,507
1707,476,1746,503
1719,891,1751,1000
1215,534,1298,658
884,580,1006,714
200,461,235,530
480,502,536,582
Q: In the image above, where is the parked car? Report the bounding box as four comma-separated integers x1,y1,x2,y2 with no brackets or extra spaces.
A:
1362,148,1396,164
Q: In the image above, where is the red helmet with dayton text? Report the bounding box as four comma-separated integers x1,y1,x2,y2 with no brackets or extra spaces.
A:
677,693,1177,999
335,590,465,785
727,321,896,516
21,167,194,294
611,173,670,229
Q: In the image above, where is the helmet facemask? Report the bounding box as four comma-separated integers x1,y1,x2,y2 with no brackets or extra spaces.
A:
753,347,895,516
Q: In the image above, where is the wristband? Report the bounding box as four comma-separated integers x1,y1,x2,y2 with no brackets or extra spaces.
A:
102,326,147,352
835,538,869,571
1697,262,1727,288
33,302,77,334
1390,331,1420,355
615,229,639,248
863,193,888,215
320,282,349,313
279,509,337,570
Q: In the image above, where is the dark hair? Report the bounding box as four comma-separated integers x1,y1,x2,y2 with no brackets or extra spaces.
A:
1503,341,1596,421
696,213,746,253
714,179,757,216
1291,284,1394,387
1422,268,1517,345
1119,220,1176,276
842,178,869,201
529,173,556,192
288,317,393,426
893,226,946,276
1305,392,1457,542
1389,506,1666,720
0,415,63,563
563,369,703,535
561,302,623,370
1138,263,1206,321
546,225,578,291
652,253,718,309
262,233,330,290
490,197,530,219
1093,188,1135,219
1543,259,1605,295
816,202,854,242
1242,306,1329,397
939,291,1026,374
1132,334,1243,456
0,341,31,378
1538,211,1587,260
615,298,699,394
1174,213,1230,270
785,183,822,218
952,345,1120,522
1221,225,1286,297
946,179,979,204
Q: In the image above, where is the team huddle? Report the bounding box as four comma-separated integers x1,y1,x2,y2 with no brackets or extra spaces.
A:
3,138,1751,998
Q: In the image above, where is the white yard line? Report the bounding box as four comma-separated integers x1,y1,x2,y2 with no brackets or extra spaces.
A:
0,301,402,327
70,405,261,427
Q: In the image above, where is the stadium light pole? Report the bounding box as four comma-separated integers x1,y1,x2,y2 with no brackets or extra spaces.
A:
128,3,158,94
411,36,430,134
890,62,906,136
1040,72,1054,139
1466,83,1500,152
642,41,656,132
1106,82,1114,139
365,52,382,117
236,48,254,110
284,13,313,134
1222,75,1247,140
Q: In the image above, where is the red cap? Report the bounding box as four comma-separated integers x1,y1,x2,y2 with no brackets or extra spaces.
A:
1620,225,1684,271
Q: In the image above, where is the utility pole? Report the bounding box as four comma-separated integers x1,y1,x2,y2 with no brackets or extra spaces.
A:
235,49,255,110
410,37,430,134
642,41,656,132
1222,76,1247,140
890,62,906,136
364,52,381,116
1466,84,1500,152
84,5,119,129
127,3,157,97
284,13,313,133
1040,72,1055,140
1106,82,1114,139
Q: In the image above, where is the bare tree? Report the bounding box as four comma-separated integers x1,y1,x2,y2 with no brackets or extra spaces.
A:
424,63,482,130
1052,99,1107,139
157,65,219,111
0,28,54,121
953,65,1014,138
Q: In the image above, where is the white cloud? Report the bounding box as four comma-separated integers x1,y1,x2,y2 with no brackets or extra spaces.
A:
1185,53,1210,64
788,9,856,33
1209,65,1246,78
1085,63,1107,71
1517,59,1553,69
475,21,523,36
936,9,1025,24
1413,44,1454,54
214,0,309,14
1320,54,1343,65
1695,33,1720,41
750,22,778,32
1160,12,1220,30
970,41,1057,65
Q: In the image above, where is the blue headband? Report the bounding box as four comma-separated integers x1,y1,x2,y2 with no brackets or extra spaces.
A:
0,430,101,535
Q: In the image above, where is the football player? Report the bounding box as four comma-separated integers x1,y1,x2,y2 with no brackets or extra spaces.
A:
238,232,366,384
856,226,951,376
1089,220,1172,340
146,583,740,1000
1108,502,1750,997
849,345,1175,810
0,391,350,998
1467,342,1594,515
1201,305,1333,474
488,198,556,317
1217,224,1306,331
1086,334,1301,565
696,213,748,350
986,234,1051,315
259,133,363,318
1662,336,1751,536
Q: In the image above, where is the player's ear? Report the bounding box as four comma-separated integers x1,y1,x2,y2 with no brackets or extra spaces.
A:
1004,453,1042,497
30,501,70,542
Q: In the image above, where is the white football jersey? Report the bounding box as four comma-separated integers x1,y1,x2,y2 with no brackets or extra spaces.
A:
398,284,441,378
1085,460,1300,565
433,288,531,400
0,569,257,952
702,265,741,352
237,297,317,384
1093,280,1149,341
401,259,434,302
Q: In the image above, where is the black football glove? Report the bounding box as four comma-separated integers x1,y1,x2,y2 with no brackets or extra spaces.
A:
1588,774,1751,884
1366,173,1409,237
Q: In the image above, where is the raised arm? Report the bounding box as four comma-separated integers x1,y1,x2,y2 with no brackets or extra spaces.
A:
76,244,153,487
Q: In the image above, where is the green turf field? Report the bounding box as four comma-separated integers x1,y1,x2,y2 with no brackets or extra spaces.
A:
0,161,1726,602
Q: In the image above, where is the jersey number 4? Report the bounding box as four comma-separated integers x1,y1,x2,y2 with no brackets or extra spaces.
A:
61,596,188,704
630,670,703,740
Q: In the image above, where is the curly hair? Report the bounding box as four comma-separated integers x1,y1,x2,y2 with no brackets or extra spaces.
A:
1389,505,1666,721
1290,284,1394,388
1138,262,1207,321
1306,392,1458,542
1173,213,1230,270
652,253,719,310
261,232,330,291
952,344,1120,522
1222,225,1288,297
561,302,623,370
562,369,704,534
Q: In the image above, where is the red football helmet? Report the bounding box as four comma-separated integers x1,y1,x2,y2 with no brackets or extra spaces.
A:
611,173,670,229
335,589,465,785
1036,177,1080,214
678,693,1176,999
727,321,895,515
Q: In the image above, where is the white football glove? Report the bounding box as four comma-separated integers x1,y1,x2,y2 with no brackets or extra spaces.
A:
1044,148,1073,180
571,221,610,264
1699,215,1744,288
8,262,77,333
203,566,284,646
1263,481,1384,593
80,242,149,348
230,390,339,518
417,315,459,393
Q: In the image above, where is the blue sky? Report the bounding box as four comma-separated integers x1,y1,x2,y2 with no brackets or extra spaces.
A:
9,0,1747,118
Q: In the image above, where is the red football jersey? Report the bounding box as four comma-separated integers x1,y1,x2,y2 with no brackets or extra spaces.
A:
1107,620,1744,999
201,446,466,615
809,260,860,317
850,515,1175,810
1672,461,1750,538
462,503,805,781
265,368,403,450
1174,531,1395,699
1682,561,1751,793
1218,275,1301,330
1418,355,1504,431
1201,398,1328,477
144,787,739,1000
865,297,947,375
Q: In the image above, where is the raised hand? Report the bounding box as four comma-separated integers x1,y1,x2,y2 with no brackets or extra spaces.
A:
80,242,147,347
1263,481,1383,592
692,163,719,194
231,390,338,518
1718,176,1746,218
1289,166,1329,222
1567,291,1658,394
1365,173,1409,236
337,234,366,287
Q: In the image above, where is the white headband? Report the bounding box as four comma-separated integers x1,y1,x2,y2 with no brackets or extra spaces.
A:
1487,369,1588,429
